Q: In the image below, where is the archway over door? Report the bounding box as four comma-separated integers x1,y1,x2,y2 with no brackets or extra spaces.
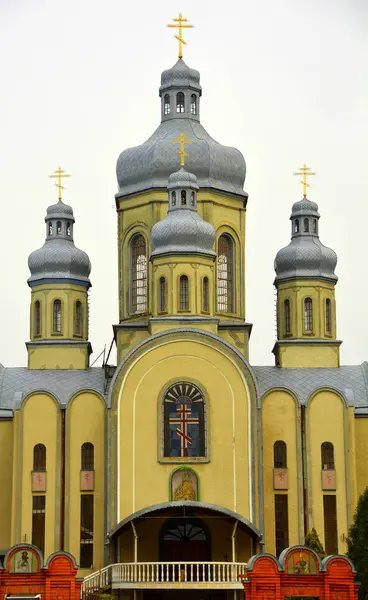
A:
159,518,211,562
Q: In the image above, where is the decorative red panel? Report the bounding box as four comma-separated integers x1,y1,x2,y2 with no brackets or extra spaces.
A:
322,469,336,490
80,470,94,491
32,471,46,492
274,467,288,490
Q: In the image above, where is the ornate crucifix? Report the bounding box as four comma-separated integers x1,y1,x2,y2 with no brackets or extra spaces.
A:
49,166,72,201
172,132,193,168
167,12,193,59
293,163,316,197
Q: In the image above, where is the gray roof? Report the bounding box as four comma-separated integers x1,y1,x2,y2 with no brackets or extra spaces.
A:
159,59,201,95
253,363,368,413
0,366,106,411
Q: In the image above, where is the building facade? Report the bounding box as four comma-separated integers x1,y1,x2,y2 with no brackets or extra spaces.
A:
0,50,367,600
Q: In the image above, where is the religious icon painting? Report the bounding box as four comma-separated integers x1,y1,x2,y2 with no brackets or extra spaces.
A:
171,468,198,501
163,382,205,458
287,550,317,574
9,548,38,573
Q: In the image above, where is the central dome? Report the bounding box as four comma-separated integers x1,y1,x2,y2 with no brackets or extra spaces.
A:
116,59,247,199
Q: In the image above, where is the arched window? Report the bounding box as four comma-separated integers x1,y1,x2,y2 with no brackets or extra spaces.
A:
274,441,287,468
81,442,94,471
171,191,176,206
56,221,62,235
74,300,82,336
164,93,171,115
303,218,309,232
304,297,313,332
176,92,185,113
283,299,291,335
217,234,234,312
313,219,317,234
53,299,62,334
321,442,335,470
294,219,299,234
66,222,71,236
163,382,205,457
190,191,195,206
159,277,166,312
34,300,41,336
325,298,332,334
48,222,53,235
33,444,46,471
130,234,147,314
181,190,187,205
203,277,209,312
179,275,189,311
190,94,197,115
160,518,210,562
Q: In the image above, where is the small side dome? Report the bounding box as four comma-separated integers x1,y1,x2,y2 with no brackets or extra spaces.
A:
159,59,202,95
46,200,75,220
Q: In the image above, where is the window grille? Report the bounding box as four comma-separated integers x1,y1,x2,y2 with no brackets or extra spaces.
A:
32,495,46,554
274,441,287,468
33,444,46,471
321,442,335,470
203,277,209,312
303,218,309,232
53,300,62,333
283,299,290,334
325,298,332,333
304,298,313,332
323,495,338,554
181,190,187,205
179,275,189,311
80,494,94,568
81,442,94,471
176,92,185,113
190,94,197,114
159,277,166,312
217,234,234,312
274,494,289,556
130,234,147,314
34,301,41,336
164,93,171,115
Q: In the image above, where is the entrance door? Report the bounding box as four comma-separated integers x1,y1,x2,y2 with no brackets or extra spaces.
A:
160,518,211,562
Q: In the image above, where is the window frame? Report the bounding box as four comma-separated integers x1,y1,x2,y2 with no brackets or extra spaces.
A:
321,441,335,470
158,276,167,313
164,93,171,115
190,94,197,115
33,443,47,472
129,233,148,315
81,442,94,471
273,440,287,469
303,297,313,333
80,493,94,569
32,495,46,555
325,298,332,335
202,277,210,313
52,299,62,335
34,300,41,337
176,92,185,113
283,299,291,335
74,300,83,337
217,233,235,313
178,275,190,312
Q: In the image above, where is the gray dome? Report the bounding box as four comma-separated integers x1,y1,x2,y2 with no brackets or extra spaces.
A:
274,196,337,284
28,200,91,287
116,59,246,199
151,169,215,258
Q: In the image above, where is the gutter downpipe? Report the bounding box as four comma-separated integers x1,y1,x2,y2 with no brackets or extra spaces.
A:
131,521,138,600
231,519,238,592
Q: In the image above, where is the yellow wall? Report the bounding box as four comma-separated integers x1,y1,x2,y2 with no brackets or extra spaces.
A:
262,391,301,554
0,421,13,550
275,342,340,368
66,391,106,574
355,418,368,499
307,390,348,553
28,343,89,370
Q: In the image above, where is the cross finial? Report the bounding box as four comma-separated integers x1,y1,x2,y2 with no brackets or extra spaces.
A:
167,13,193,59
293,163,316,197
49,166,71,201
172,132,193,168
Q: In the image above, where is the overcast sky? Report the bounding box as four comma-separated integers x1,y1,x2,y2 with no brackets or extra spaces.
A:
1,0,367,367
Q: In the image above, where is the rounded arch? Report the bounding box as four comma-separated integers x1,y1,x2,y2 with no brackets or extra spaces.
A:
67,389,107,411
321,441,335,470
159,515,211,561
33,300,41,337
33,443,47,471
20,390,61,411
74,299,83,336
321,554,356,573
4,544,44,570
169,466,200,501
306,387,349,409
178,274,189,311
279,545,322,572
81,441,94,470
273,440,287,468
215,225,242,315
45,550,78,569
260,387,301,410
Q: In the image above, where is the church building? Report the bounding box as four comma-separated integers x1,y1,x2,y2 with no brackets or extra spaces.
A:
0,14,367,600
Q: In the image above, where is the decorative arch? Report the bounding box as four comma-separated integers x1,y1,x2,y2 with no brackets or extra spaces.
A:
129,233,147,314
169,467,200,501
159,516,211,562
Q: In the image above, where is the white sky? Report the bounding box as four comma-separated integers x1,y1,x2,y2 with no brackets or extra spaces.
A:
0,0,367,367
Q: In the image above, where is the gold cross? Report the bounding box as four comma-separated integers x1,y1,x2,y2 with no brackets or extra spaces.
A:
167,13,193,59
49,166,71,201
172,132,193,168
293,163,316,197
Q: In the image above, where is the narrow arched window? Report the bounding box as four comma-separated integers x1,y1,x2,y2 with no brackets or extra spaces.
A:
164,93,171,115
48,222,53,236
81,442,94,471
303,218,309,232
75,300,82,336
313,219,317,234
304,297,313,332
159,277,166,312
179,275,189,311
53,299,62,334
217,234,234,312
130,234,147,314
203,277,209,312
34,301,41,336
321,442,335,470
171,191,176,206
294,219,299,234
33,444,46,471
325,298,332,334
66,222,71,236
283,299,290,335
56,221,62,235
181,190,187,205
164,382,205,457
274,441,287,468
176,92,185,113
190,94,197,115
190,191,195,206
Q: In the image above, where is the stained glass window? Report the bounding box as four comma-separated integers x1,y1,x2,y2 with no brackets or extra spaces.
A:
164,382,205,458
217,234,234,312
130,234,147,314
